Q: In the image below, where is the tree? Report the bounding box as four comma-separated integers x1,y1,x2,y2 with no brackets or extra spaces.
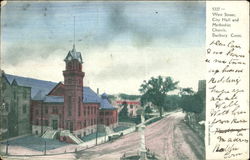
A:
118,101,129,121
180,91,203,114
139,76,179,117
179,87,195,96
163,95,181,111
118,93,141,100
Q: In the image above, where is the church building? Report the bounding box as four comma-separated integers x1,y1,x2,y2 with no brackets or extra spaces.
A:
3,45,118,143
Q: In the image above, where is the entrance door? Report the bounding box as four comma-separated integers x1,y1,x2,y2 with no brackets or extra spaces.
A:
52,120,58,130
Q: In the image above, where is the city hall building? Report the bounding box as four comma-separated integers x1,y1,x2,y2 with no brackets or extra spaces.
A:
2,45,118,142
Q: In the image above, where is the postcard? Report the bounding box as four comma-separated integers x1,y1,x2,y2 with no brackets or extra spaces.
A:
0,1,249,160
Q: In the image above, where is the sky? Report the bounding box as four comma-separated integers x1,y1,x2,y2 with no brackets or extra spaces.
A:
1,1,206,95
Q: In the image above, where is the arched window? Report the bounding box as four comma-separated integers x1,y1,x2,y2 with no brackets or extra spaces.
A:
67,62,72,70
78,97,81,116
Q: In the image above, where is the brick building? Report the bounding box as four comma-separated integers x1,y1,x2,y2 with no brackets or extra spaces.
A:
2,45,117,141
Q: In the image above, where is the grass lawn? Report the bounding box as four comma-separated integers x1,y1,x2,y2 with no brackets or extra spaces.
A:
2,135,68,151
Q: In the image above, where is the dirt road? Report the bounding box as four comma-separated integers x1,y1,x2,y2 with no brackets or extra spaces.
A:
76,111,205,160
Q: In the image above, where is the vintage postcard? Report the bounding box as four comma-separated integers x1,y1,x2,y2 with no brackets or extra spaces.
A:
0,1,249,160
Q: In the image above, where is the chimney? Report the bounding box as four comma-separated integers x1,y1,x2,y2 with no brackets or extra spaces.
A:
97,88,99,95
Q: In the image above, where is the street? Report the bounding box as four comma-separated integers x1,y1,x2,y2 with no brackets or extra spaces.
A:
76,111,205,160
1,111,204,160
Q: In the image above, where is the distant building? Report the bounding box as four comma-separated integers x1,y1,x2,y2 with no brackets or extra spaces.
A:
2,45,118,142
0,71,31,140
115,100,142,117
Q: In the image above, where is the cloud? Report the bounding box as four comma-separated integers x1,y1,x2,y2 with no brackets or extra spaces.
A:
2,1,205,94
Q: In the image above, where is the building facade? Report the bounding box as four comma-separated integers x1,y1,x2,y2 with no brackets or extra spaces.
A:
0,71,31,140
115,100,142,117
3,45,117,140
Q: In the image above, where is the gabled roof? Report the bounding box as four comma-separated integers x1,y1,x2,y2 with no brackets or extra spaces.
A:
5,74,57,99
64,45,83,64
100,98,116,110
4,74,116,109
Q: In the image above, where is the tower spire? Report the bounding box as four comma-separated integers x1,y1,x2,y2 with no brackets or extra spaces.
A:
73,16,75,50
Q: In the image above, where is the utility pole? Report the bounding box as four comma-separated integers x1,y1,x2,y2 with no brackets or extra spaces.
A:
104,110,106,142
95,109,98,145
4,103,9,155
44,140,46,155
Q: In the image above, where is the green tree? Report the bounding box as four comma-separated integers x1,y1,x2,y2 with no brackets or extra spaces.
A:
139,76,179,117
118,93,141,100
179,87,195,96
180,93,203,113
163,95,181,111
118,101,129,121
145,105,153,114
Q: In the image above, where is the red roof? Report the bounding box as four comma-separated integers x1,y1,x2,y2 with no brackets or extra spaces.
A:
116,100,141,105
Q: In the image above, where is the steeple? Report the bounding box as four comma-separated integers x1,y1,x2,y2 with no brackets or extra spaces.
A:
73,16,75,49
64,16,83,64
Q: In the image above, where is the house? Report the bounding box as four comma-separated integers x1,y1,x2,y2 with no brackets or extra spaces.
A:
115,100,142,117
0,71,31,140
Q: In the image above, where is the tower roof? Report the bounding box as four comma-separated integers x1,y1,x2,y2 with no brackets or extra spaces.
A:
64,45,83,64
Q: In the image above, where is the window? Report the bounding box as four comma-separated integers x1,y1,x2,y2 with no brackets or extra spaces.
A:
106,118,109,125
84,120,86,127
94,119,96,124
130,105,133,109
91,119,93,125
45,120,49,126
35,110,39,115
67,62,72,70
78,97,81,116
23,90,27,99
87,106,90,115
13,90,17,99
68,96,72,116
22,105,27,114
45,106,48,114
52,106,58,114
68,78,72,84
35,119,39,125
5,103,9,112
94,107,96,114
